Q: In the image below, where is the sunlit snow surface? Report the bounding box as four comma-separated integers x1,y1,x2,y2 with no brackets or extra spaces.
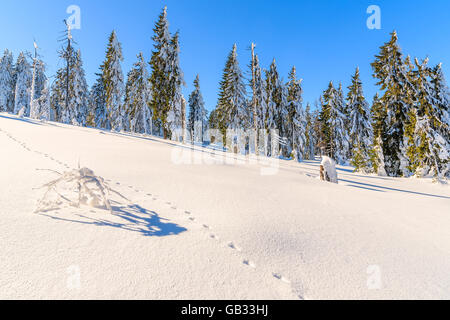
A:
1,112,449,299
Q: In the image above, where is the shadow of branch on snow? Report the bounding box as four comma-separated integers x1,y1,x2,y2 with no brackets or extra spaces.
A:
38,202,187,237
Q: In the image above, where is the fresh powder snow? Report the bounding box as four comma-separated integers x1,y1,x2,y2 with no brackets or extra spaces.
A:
1,113,449,299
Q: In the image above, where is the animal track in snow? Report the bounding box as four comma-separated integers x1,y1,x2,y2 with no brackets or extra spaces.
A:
209,233,219,240
272,273,291,284
243,260,256,268
227,242,242,252
0,127,305,300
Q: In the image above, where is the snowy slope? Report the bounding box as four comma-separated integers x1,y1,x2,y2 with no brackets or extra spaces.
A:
1,112,449,300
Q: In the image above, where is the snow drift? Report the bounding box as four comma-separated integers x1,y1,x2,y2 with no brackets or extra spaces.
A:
320,156,338,183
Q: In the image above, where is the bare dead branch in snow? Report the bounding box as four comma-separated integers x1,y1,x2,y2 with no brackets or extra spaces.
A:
35,167,128,213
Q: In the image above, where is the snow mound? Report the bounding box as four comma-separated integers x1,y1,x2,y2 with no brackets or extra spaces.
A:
35,167,127,213
17,106,26,118
320,156,338,183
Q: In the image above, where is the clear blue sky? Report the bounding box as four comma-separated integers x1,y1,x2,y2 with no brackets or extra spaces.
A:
1,0,449,112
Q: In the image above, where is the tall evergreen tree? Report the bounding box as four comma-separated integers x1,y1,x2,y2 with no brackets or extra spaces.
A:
29,58,47,119
369,93,387,175
371,31,412,176
215,44,247,144
304,103,316,160
102,30,124,131
411,59,450,179
89,71,108,128
188,74,206,142
31,80,51,121
0,49,15,112
335,83,350,162
51,47,88,125
347,67,372,171
71,50,89,126
265,59,287,156
13,52,31,115
286,66,306,160
166,31,185,139
252,55,267,132
319,82,348,163
265,59,284,131
124,53,153,134
149,6,173,138
50,67,65,122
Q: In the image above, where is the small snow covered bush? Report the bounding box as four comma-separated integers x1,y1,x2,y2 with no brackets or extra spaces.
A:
320,156,338,183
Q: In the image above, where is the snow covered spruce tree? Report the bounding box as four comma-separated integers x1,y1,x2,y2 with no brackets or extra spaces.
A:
149,6,171,137
286,66,306,160
89,71,108,128
369,93,387,175
188,74,206,143
71,50,89,126
319,81,348,164
102,30,124,131
371,31,413,176
50,67,64,122
304,103,316,160
410,59,450,179
265,59,287,156
29,58,47,119
149,6,185,139
347,67,372,172
13,52,32,116
428,64,450,178
166,31,185,140
0,49,15,112
51,48,88,125
312,103,325,154
336,83,350,162
124,53,153,134
31,80,51,121
181,95,187,143
215,44,247,147
249,52,267,153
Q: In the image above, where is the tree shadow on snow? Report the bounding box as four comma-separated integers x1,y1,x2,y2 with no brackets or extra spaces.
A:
0,114,44,126
0,113,60,127
38,202,187,237
339,178,450,199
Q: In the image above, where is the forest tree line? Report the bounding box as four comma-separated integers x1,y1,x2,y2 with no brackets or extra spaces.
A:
0,7,449,179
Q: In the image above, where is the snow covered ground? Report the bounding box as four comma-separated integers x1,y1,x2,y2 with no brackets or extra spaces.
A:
1,112,449,300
